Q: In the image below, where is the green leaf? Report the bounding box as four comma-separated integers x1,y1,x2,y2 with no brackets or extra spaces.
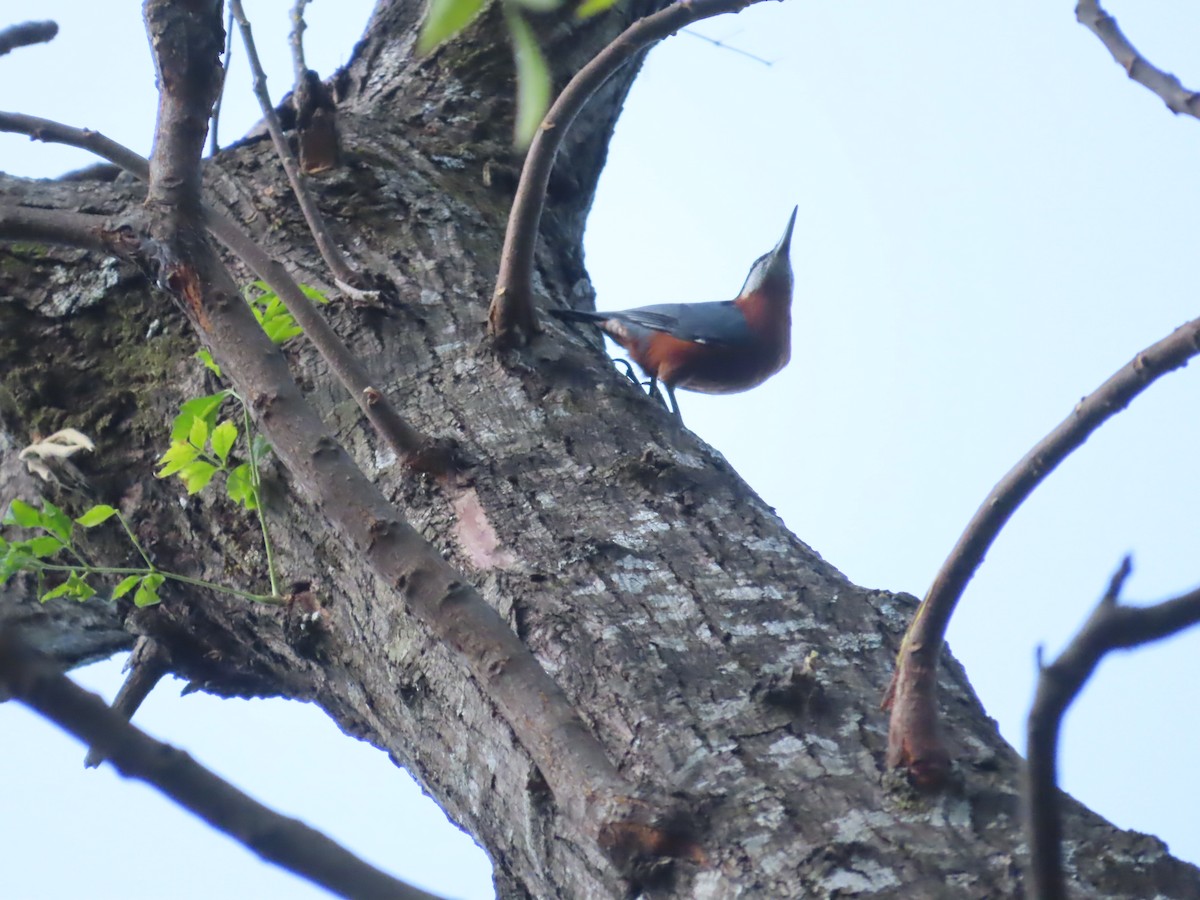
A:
250,435,272,461
195,348,222,377
418,0,488,53
112,574,142,599
510,0,561,11
226,463,258,510
576,0,618,16
263,315,303,344
299,283,330,305
171,392,228,442
505,8,552,149
40,500,72,543
180,461,218,495
67,571,96,602
5,499,42,529
0,551,31,584
27,535,65,558
76,504,117,528
157,441,201,478
134,573,164,607
40,570,94,603
210,420,238,464
188,415,209,450
40,579,75,602
242,280,270,301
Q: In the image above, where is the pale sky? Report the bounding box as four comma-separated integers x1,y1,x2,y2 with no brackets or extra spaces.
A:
3,2,1200,898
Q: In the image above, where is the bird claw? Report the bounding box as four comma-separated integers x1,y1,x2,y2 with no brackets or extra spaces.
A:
613,358,640,385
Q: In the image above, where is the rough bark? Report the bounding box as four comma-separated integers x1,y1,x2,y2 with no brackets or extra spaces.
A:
2,1,1197,897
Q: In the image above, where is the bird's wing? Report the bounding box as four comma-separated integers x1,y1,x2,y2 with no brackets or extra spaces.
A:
613,301,753,345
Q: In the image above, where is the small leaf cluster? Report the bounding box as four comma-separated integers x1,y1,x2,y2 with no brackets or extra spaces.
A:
156,392,268,510
418,0,618,148
1,499,164,606
243,280,328,346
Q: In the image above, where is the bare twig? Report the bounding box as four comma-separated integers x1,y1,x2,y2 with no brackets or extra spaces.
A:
209,3,235,157
84,636,170,768
0,111,151,176
289,0,311,86
133,3,680,872
0,111,431,467
488,0,758,347
0,20,57,57
0,627,443,900
228,0,363,292
884,314,1200,787
1076,1,1200,119
0,203,136,256
1026,558,1200,900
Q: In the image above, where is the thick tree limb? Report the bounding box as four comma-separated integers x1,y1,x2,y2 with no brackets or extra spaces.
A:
1026,558,1200,900
0,627,443,900
0,20,58,57
488,0,758,346
885,313,1200,786
0,111,432,467
228,0,360,290
134,0,670,873
0,204,136,256
1076,1,1200,119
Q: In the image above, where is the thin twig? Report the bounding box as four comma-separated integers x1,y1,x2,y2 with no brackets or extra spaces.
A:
1026,558,1200,900
884,313,1200,786
488,0,758,347
209,3,235,157
0,20,57,57
0,111,431,467
1076,1,1200,119
0,627,443,900
289,0,311,86
228,0,364,292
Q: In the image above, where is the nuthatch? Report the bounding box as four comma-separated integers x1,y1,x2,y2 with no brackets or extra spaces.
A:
550,206,797,419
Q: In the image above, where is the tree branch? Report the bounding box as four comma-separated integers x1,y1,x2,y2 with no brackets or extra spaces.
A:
289,0,310,86
885,312,1200,786
83,636,170,768
1026,558,1200,900
0,627,443,900
1076,1,1200,119
133,2,675,873
487,0,757,347
209,2,235,157
0,111,432,468
0,20,58,57
0,203,137,256
228,0,362,292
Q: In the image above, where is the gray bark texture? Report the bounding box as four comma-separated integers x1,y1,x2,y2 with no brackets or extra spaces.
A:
1,1,1197,897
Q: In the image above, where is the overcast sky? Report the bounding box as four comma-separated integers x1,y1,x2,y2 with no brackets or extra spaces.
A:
3,2,1200,898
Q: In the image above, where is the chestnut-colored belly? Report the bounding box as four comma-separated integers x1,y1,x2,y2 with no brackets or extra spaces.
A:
639,332,790,394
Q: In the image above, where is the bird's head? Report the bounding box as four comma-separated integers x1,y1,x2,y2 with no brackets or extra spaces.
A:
737,205,797,302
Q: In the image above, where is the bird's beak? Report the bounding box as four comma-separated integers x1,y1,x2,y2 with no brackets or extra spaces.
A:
770,206,798,263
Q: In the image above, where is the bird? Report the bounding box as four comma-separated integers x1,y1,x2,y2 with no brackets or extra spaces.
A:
549,206,797,420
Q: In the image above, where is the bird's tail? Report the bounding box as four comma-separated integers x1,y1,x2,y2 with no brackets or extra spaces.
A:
546,308,609,325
